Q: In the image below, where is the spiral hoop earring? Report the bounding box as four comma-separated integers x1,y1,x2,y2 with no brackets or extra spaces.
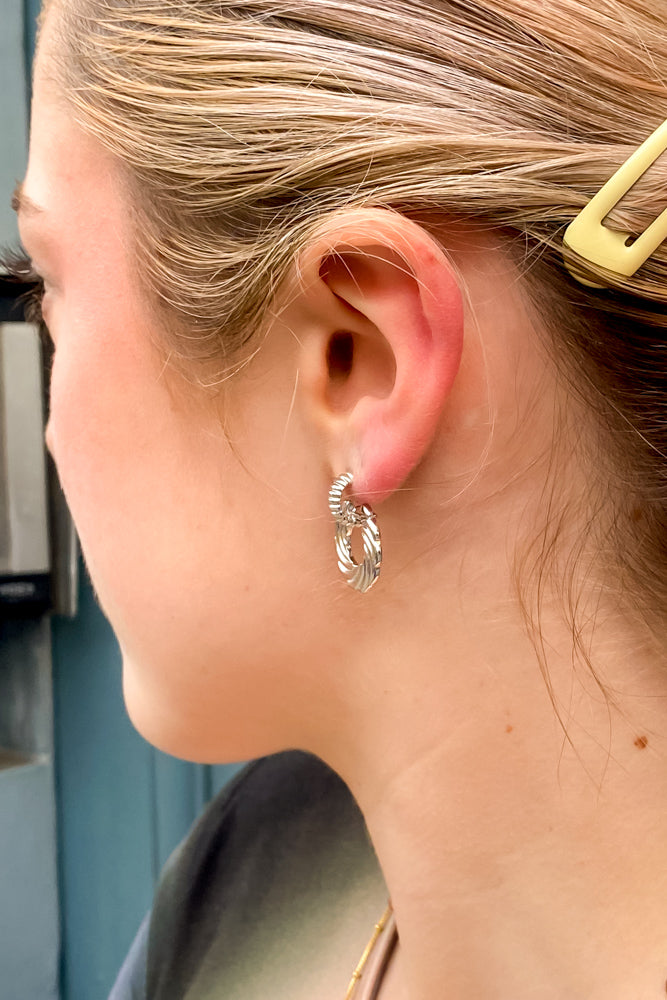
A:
328,473,382,593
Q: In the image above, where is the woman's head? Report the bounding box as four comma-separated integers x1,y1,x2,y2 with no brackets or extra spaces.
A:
22,0,667,759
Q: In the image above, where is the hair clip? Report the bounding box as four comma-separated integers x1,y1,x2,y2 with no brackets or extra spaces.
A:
563,118,667,288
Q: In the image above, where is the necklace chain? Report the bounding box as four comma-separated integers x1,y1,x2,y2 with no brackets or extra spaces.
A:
344,901,394,1000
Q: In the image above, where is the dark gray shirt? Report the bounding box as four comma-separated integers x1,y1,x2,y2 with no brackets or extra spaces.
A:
108,751,386,1000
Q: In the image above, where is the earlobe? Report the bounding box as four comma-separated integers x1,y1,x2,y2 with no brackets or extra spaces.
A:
293,209,465,503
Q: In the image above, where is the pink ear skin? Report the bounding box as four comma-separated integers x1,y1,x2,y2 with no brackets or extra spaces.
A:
314,217,464,505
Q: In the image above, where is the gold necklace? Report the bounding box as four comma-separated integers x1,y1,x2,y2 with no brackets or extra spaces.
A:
344,901,394,1000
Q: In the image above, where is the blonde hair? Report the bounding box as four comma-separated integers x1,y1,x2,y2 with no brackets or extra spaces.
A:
47,0,667,628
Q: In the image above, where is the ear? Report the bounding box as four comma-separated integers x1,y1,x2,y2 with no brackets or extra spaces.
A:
286,208,464,503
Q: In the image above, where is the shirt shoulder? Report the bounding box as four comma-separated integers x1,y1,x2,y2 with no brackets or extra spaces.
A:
146,751,378,1000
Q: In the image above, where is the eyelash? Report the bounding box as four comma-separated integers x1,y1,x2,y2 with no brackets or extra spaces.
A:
0,247,46,327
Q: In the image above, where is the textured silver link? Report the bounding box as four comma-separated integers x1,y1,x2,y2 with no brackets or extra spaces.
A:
328,473,382,592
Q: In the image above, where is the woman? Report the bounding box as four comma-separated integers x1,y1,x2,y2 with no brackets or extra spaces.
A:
9,0,667,996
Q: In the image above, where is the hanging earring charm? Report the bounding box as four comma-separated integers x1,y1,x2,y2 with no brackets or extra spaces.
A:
328,473,382,593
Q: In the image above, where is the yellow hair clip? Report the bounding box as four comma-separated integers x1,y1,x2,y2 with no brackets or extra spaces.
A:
563,118,667,288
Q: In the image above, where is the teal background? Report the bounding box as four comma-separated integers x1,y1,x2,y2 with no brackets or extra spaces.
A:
25,0,40,79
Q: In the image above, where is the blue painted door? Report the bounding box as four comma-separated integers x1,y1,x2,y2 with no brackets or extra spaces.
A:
0,5,59,998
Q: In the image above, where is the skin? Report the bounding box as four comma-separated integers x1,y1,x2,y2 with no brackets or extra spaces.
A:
18,9,667,999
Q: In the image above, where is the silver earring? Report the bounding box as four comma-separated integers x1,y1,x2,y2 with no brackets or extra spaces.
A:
328,473,382,593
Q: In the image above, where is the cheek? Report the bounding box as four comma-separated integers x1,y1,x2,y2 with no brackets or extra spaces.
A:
48,316,149,530
46,305,196,615
45,304,250,641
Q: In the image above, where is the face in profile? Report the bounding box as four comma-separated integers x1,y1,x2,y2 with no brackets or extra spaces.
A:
17,9,354,764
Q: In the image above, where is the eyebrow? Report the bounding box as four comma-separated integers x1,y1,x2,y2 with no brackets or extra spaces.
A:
11,181,45,218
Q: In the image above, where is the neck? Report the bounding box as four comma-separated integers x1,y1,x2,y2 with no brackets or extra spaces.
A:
316,587,667,999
